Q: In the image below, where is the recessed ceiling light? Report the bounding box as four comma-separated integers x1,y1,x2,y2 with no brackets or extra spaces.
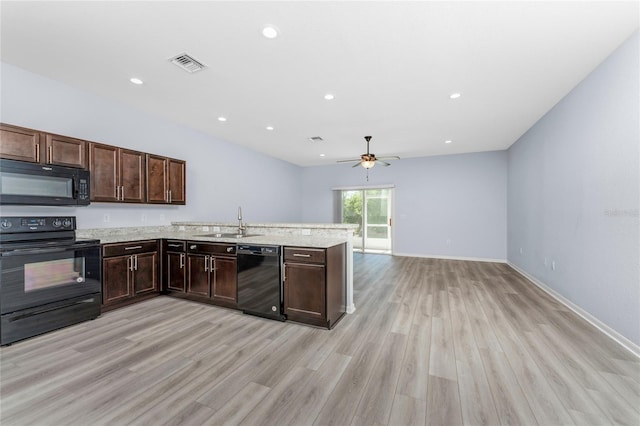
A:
449,93,461,99
130,78,143,85
262,26,279,39
218,116,227,122
445,140,453,144
324,94,335,100
319,154,326,157
266,126,274,131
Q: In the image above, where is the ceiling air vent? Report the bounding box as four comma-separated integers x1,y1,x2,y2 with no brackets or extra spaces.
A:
308,136,324,142
169,53,207,73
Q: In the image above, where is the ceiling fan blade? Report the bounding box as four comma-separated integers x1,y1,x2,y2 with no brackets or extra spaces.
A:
376,156,400,160
336,158,361,163
378,160,391,166
352,162,362,168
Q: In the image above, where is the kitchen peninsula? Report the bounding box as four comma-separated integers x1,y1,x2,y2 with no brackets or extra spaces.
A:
77,222,357,326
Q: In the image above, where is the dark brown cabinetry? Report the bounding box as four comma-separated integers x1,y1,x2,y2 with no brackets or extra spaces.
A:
163,240,186,292
102,240,159,310
89,143,146,203
147,155,186,205
0,123,86,168
283,244,346,329
185,241,237,307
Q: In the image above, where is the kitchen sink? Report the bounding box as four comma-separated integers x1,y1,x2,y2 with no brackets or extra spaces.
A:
196,233,261,239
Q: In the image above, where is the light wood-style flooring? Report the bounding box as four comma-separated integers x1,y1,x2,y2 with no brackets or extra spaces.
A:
1,254,639,425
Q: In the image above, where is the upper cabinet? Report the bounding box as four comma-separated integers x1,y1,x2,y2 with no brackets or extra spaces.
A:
1,123,186,205
147,154,186,205
89,143,146,203
1,123,86,168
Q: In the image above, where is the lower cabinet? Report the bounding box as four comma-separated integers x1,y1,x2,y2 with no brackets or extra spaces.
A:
102,240,159,309
283,244,346,329
166,241,237,308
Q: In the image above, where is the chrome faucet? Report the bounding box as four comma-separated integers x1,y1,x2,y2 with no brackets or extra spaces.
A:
237,206,246,236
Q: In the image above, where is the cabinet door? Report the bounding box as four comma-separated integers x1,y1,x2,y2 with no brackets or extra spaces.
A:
120,149,146,203
211,256,237,305
0,124,42,163
146,154,167,203
103,256,132,305
133,252,158,295
89,143,119,202
45,134,86,168
284,263,326,320
166,252,186,292
187,254,210,297
168,158,186,205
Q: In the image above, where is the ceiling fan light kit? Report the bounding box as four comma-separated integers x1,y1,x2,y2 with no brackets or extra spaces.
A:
337,136,400,180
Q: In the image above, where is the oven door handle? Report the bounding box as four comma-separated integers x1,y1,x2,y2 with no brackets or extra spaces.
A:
1,247,77,256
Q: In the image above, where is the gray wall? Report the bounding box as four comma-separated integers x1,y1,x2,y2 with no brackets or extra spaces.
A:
0,63,303,228
507,32,640,345
301,151,508,260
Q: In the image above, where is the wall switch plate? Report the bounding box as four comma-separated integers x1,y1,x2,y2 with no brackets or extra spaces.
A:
141,214,147,222
519,247,523,254
203,226,210,231
179,226,185,231
213,226,221,232
301,228,311,236
551,260,556,271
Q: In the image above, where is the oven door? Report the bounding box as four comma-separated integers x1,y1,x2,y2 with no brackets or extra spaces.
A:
0,243,101,314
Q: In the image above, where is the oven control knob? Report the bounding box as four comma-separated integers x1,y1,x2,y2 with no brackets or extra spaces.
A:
52,219,62,228
0,220,12,229
62,219,72,228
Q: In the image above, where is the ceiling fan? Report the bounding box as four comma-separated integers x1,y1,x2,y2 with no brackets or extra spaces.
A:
337,136,400,170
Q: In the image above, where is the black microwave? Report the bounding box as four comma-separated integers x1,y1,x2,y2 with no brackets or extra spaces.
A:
0,159,90,206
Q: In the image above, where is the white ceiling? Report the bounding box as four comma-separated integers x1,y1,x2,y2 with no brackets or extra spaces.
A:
1,1,638,166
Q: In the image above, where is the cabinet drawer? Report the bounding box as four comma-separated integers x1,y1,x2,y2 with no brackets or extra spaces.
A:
103,240,158,257
187,242,236,256
163,240,186,252
284,247,325,264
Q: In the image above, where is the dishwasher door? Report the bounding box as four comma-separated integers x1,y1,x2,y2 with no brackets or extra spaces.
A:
236,245,285,321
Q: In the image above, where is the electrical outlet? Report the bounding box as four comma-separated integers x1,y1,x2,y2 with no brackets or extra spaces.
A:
103,214,110,223
551,260,556,271
159,214,165,222
179,226,185,231
213,226,221,232
519,247,523,254
141,214,147,222
203,226,210,231
302,228,311,236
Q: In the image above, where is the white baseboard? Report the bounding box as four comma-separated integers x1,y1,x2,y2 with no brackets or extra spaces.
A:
507,262,640,359
346,304,356,314
393,252,507,263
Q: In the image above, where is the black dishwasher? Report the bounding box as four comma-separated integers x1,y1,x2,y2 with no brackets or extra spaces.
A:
236,245,285,321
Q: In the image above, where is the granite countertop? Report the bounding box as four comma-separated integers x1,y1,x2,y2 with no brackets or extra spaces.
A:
78,228,348,249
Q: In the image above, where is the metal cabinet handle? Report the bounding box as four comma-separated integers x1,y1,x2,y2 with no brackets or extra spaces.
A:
210,257,215,272
283,265,287,281
121,186,125,200
124,246,143,250
179,253,185,268
190,245,197,250
293,253,311,258
169,190,172,203
204,255,209,272
116,186,120,200
48,146,53,163
168,243,182,248
166,190,169,203
35,144,40,162
134,255,138,270
226,247,233,253
128,256,133,271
